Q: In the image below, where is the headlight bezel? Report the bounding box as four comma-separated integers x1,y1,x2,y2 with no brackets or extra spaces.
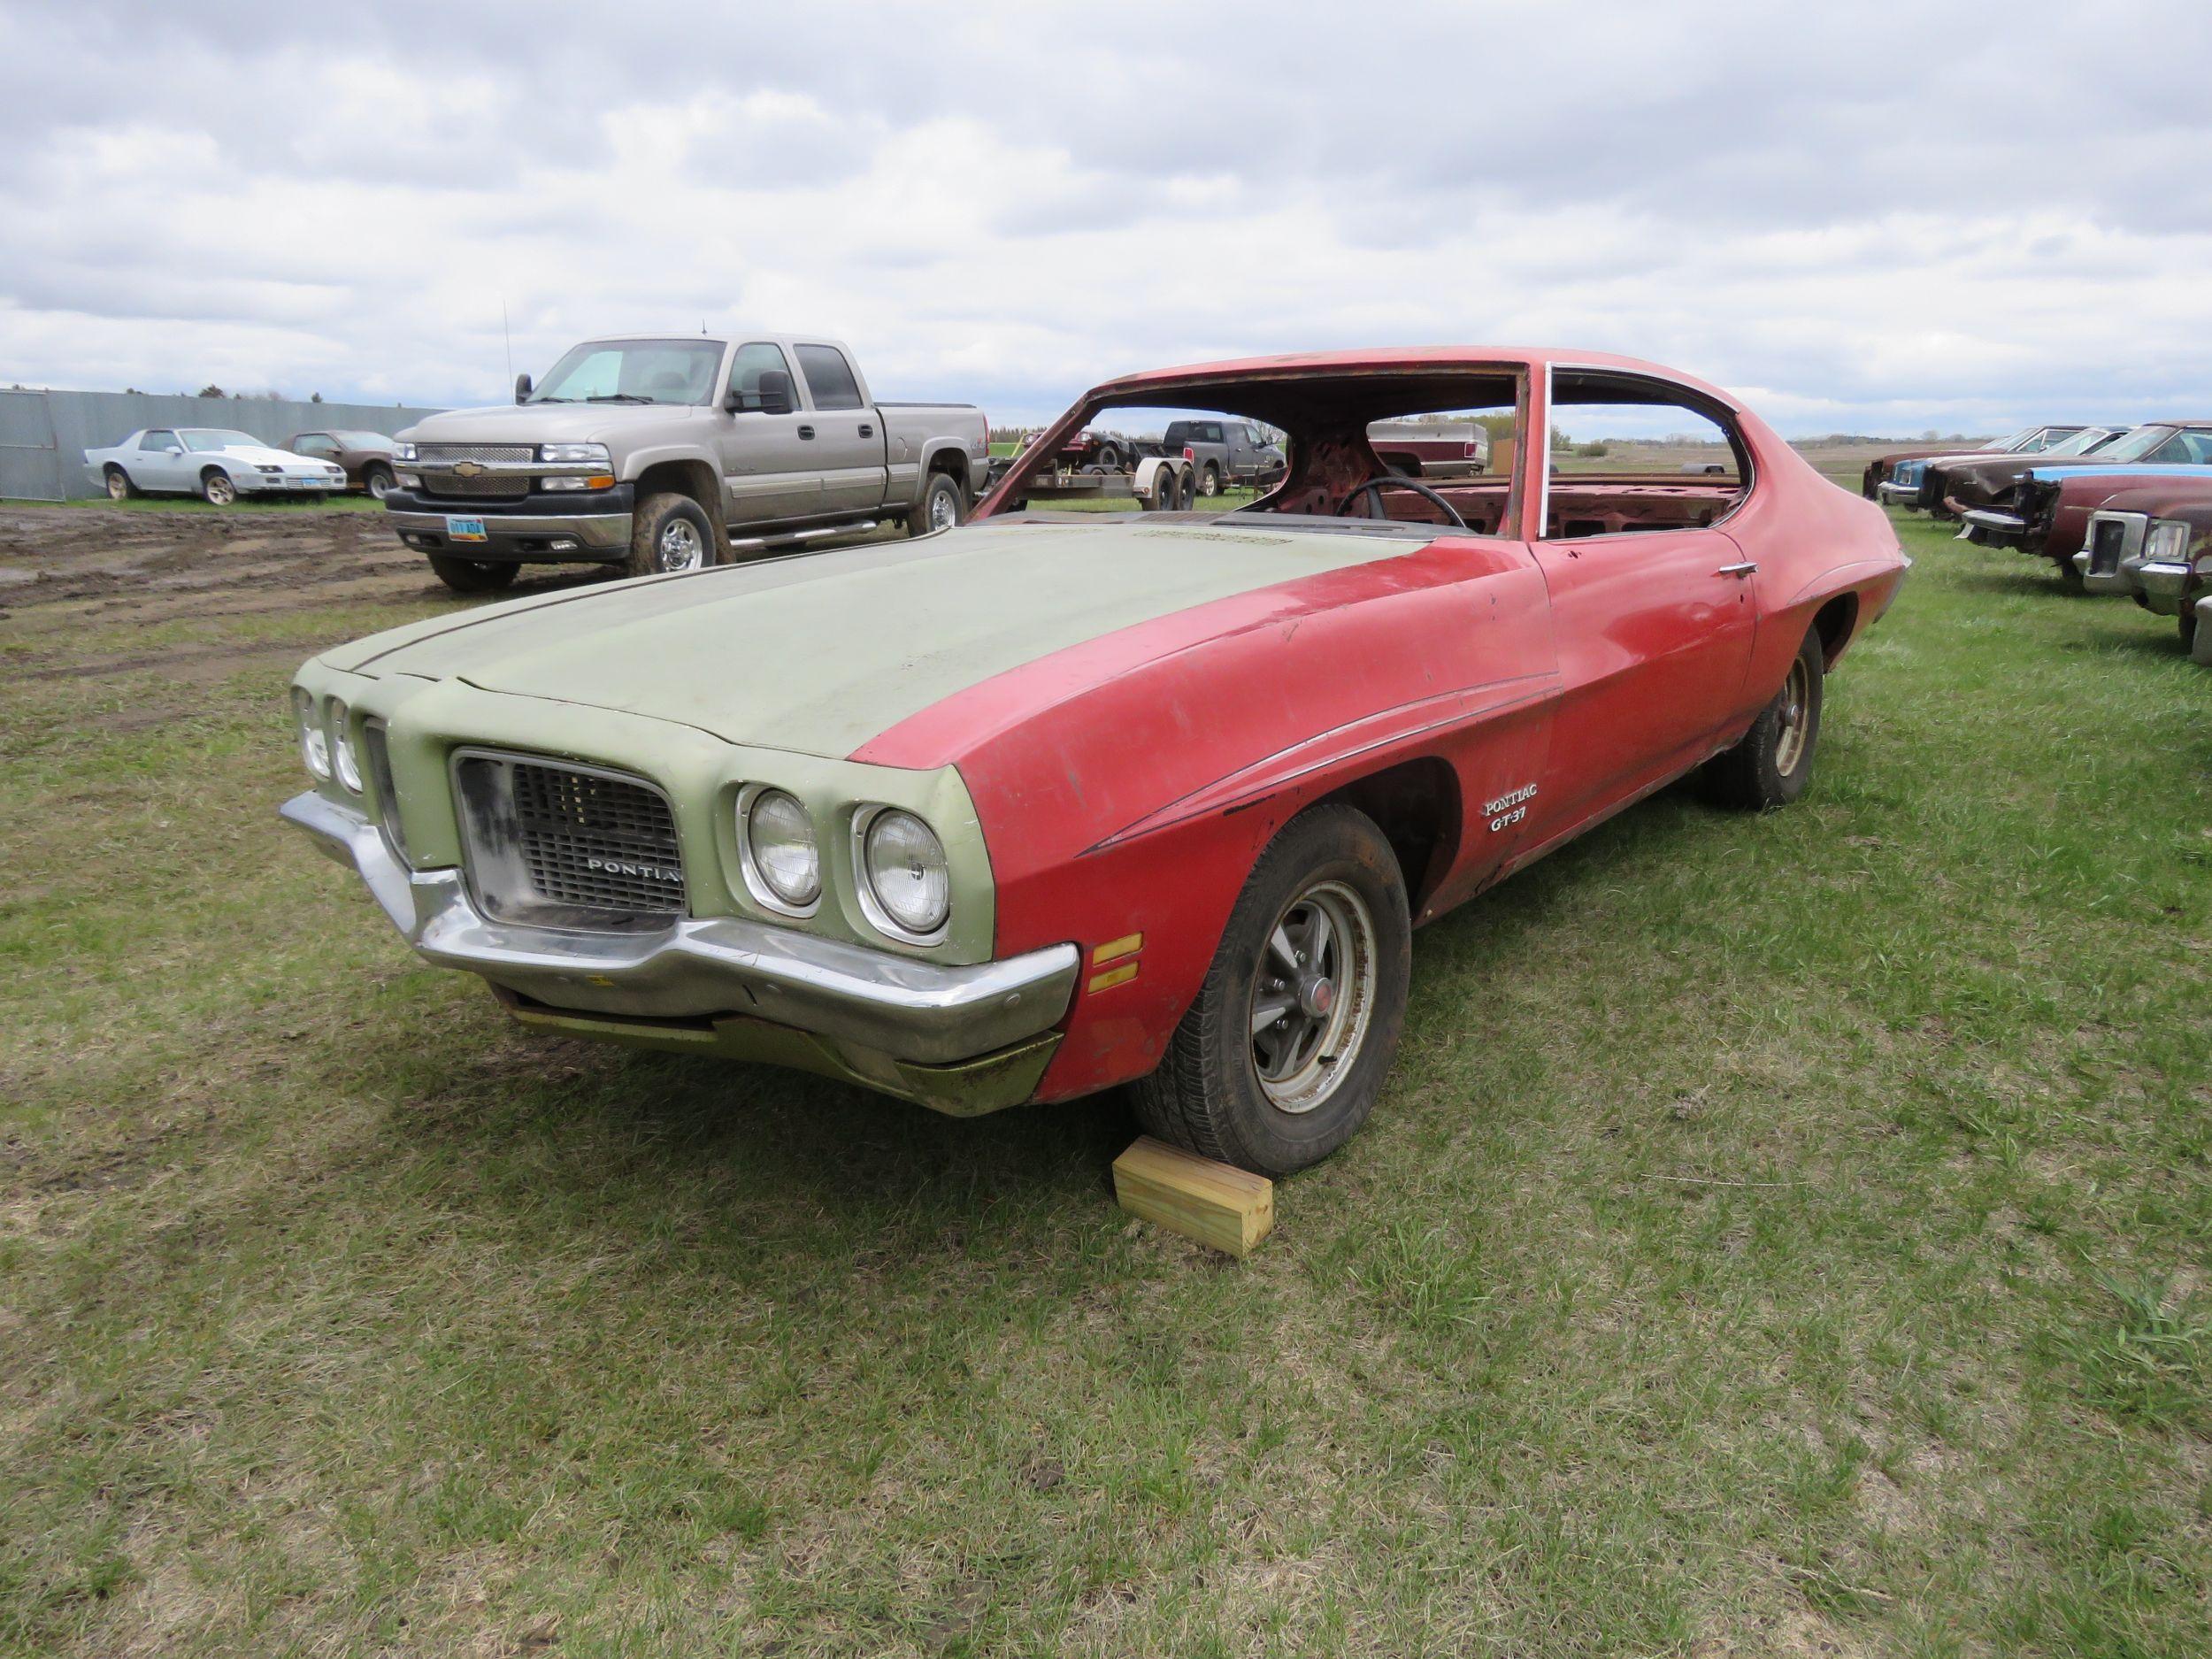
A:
292,686,331,781
853,804,952,944
2144,518,2193,565
328,698,363,794
735,783,822,917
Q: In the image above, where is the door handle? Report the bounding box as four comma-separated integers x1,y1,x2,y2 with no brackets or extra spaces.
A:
858,423,873,437
796,425,815,441
1716,561,1758,577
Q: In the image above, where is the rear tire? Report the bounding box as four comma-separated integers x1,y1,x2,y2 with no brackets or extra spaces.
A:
104,466,136,501
1133,803,1412,1177
1700,630,1824,810
201,470,236,507
910,472,964,538
628,492,716,577
1199,463,1222,497
2054,555,2086,594
426,553,518,595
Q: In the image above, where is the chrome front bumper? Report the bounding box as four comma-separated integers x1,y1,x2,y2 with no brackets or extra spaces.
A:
280,791,1079,1068
1957,508,2028,543
384,507,633,557
1875,480,1921,505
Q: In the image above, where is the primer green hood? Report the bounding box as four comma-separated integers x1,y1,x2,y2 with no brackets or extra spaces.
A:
328,518,1420,758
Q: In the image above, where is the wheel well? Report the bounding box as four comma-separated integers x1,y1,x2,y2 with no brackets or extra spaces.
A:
634,458,721,527
1811,593,1858,667
926,448,968,490
1318,757,1460,910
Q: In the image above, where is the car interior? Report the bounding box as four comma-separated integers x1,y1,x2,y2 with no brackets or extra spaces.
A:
1000,366,1752,540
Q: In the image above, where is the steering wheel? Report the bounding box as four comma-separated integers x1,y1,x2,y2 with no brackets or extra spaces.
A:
1334,476,1471,532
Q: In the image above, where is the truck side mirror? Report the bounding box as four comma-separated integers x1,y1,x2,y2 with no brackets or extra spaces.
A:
756,370,795,416
514,372,532,403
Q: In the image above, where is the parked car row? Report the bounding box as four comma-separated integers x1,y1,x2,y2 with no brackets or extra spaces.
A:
1867,420,2212,659
82,426,401,504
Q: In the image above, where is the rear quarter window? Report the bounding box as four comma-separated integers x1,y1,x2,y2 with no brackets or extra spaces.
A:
795,345,863,411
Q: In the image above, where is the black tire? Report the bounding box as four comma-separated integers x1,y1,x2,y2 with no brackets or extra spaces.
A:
104,466,136,501
1700,629,1824,810
628,492,716,577
363,465,396,502
910,472,964,538
2054,554,2086,594
201,470,237,507
2180,607,2198,653
426,553,518,595
1133,803,1412,1177
1199,463,1222,498
1094,443,1121,472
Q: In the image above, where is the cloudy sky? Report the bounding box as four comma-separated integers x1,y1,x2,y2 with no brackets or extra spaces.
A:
5,0,2210,434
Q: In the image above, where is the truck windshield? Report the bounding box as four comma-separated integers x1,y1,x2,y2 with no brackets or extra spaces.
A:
530,340,723,406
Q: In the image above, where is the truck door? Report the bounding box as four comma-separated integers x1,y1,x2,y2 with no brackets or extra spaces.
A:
793,344,889,515
717,342,821,526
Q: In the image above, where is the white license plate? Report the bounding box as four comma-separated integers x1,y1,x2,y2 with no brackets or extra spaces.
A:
445,516,488,542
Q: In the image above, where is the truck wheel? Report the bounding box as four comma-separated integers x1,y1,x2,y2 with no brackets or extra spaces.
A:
1173,465,1195,510
104,466,136,501
201,470,237,507
910,472,964,538
1700,630,1823,810
1199,464,1222,497
1133,803,1412,1177
426,553,518,594
629,492,716,576
363,464,396,501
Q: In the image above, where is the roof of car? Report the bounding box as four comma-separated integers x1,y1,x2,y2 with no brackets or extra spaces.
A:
1096,347,1738,408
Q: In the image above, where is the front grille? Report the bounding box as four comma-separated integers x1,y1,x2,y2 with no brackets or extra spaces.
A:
2086,513,2144,576
454,752,685,931
420,470,529,498
418,443,534,463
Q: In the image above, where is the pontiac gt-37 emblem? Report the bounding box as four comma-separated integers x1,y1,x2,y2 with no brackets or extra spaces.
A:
1484,783,1537,833
587,856,681,885
452,460,487,479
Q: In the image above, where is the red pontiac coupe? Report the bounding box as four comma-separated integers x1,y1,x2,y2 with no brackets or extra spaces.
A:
285,348,1909,1178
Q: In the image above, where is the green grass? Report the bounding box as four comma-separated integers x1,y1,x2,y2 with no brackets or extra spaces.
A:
3,511,2208,1656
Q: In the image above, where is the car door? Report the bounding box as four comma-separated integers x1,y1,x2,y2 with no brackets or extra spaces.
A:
137,429,186,490
715,342,822,526
793,343,888,515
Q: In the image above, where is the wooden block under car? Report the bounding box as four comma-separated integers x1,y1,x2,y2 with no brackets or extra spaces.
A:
1112,1136,1274,1257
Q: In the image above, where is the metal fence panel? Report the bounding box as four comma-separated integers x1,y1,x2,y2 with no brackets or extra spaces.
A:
7,390,449,501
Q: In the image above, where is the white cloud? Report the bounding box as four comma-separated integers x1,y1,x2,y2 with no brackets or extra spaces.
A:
3,0,2209,432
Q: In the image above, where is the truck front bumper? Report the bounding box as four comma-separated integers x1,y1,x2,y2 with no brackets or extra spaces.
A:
280,791,1080,1115
384,484,634,562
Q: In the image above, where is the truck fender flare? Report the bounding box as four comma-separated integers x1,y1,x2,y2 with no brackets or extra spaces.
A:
917,437,976,491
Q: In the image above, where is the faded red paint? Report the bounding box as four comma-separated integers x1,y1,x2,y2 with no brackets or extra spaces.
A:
880,348,1909,1102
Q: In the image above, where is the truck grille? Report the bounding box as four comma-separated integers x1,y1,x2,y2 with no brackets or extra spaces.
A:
453,751,686,931
420,471,530,498
419,443,534,463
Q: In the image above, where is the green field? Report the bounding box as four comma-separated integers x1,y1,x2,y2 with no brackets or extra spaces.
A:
3,510,2207,1655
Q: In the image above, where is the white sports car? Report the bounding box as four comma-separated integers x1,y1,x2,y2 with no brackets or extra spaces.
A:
85,427,349,504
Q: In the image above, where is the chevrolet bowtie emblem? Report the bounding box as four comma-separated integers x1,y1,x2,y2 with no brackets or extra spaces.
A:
452,460,486,479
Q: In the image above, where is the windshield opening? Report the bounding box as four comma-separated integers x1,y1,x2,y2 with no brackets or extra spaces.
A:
530,339,723,406
2096,426,2177,464
2043,427,2114,457
181,430,263,452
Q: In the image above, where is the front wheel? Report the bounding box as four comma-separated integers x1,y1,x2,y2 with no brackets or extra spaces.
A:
426,553,518,595
628,492,716,577
1133,803,1412,1177
201,471,237,507
910,472,964,538
1701,629,1824,810
2180,607,2199,653
363,465,395,501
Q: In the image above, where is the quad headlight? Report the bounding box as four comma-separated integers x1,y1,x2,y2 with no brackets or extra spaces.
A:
856,806,950,941
2145,518,2193,565
328,699,363,793
292,687,330,780
737,786,821,913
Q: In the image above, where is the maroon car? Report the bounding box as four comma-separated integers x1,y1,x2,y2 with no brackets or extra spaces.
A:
286,430,402,499
1919,422,2211,519
2070,479,2212,647
1970,462,2212,588
1860,425,2087,499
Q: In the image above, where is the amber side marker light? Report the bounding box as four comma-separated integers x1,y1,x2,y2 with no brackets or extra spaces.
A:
1087,932,1143,994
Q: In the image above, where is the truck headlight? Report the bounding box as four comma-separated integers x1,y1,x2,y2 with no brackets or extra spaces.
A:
738,786,820,912
541,442,611,464
328,699,363,793
2145,519,2192,564
395,442,417,462
293,687,330,780
856,807,950,940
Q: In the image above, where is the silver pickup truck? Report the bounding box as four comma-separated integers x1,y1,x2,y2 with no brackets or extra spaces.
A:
386,334,990,592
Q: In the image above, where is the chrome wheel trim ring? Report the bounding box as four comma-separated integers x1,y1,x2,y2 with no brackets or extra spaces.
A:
1775,656,1810,774
657,516,704,572
929,485,959,532
1247,878,1379,1115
